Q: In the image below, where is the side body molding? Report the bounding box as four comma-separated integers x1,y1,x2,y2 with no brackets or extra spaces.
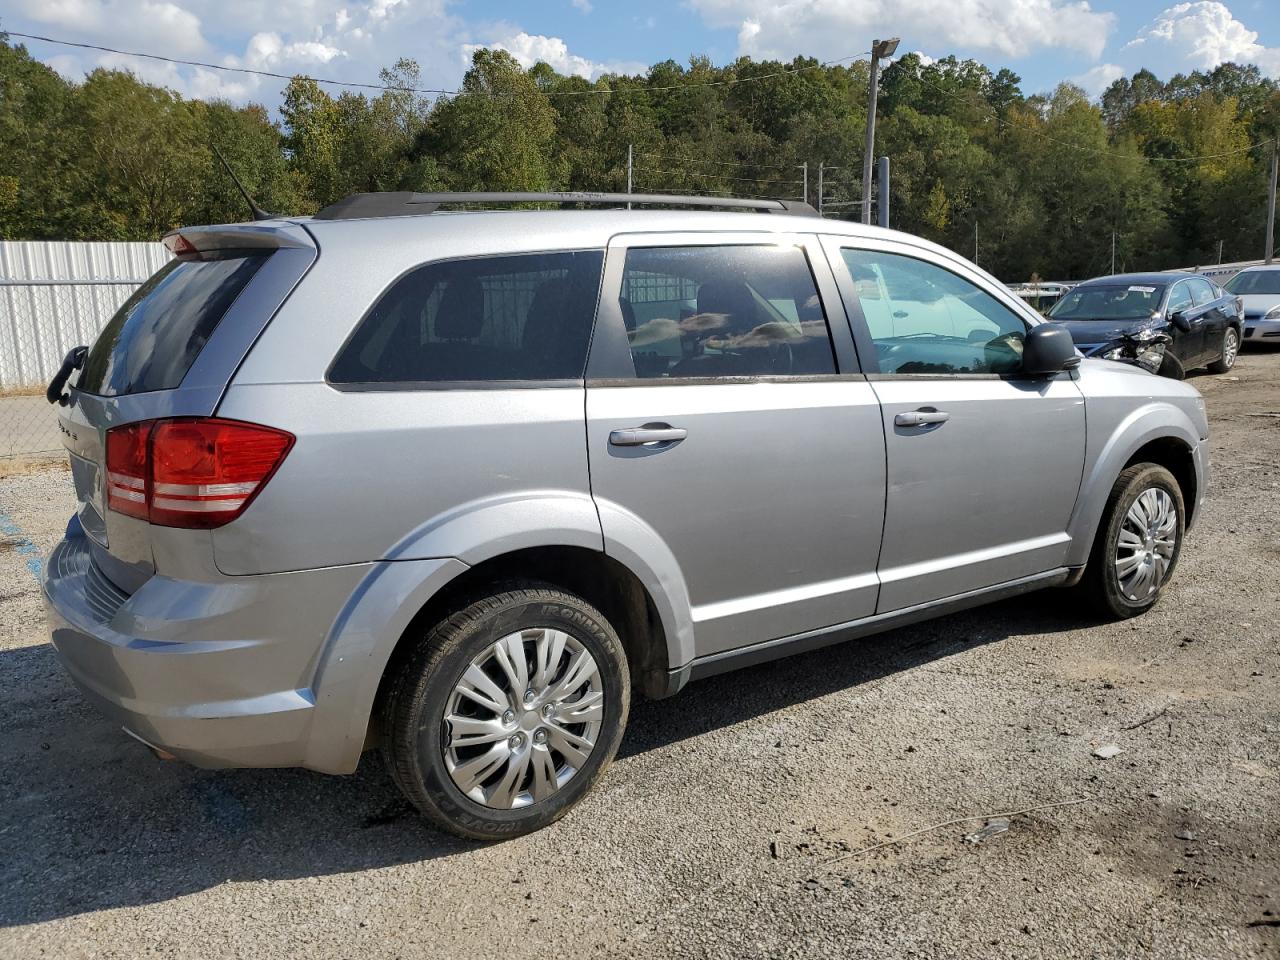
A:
1064,400,1206,569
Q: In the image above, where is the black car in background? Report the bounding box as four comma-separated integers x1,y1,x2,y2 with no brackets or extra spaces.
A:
1046,272,1242,378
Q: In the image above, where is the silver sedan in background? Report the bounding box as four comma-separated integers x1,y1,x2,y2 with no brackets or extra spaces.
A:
1224,265,1280,345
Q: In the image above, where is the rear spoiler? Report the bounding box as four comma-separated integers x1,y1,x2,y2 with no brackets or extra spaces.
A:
162,222,315,257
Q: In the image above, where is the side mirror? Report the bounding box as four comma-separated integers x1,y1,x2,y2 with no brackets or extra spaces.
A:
1169,310,1191,332
1022,323,1081,377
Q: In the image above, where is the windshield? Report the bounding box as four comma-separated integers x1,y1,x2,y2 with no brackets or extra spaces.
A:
1224,270,1280,295
1047,283,1165,321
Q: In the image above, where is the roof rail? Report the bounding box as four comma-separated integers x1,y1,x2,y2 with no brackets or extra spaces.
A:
311,191,819,220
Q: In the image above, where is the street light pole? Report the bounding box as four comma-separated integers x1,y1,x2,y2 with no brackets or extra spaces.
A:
861,37,899,225
1266,139,1278,265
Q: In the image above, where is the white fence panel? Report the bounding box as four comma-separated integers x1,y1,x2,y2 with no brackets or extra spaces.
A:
0,240,171,388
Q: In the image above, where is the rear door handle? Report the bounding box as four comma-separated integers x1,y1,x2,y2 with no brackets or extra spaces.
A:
609,426,688,446
895,410,950,427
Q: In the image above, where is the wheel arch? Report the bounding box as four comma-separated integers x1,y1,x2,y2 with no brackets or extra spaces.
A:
1066,405,1204,568
305,492,694,774
1122,436,1198,521
373,545,676,717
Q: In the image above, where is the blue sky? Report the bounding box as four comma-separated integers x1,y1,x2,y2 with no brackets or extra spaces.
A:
0,0,1277,109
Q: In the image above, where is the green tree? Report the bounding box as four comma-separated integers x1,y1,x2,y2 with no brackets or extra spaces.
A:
415,49,558,192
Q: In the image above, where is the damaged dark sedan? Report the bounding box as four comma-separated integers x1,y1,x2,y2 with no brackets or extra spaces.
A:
1046,272,1242,378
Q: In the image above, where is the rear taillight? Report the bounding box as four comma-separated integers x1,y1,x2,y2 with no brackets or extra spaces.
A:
105,421,152,520
104,418,294,529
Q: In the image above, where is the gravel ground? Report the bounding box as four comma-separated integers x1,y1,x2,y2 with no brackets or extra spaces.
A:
1,353,1278,960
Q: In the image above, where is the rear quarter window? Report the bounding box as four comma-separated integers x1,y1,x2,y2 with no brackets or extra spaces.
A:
328,250,605,384
78,251,271,396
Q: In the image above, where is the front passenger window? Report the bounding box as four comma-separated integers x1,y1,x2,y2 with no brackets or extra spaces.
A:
841,249,1028,375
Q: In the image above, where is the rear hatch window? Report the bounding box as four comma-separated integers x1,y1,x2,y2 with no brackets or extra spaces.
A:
78,251,271,396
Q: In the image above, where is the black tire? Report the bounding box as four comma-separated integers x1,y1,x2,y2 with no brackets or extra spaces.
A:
381,583,630,840
1079,463,1185,620
1207,326,1239,374
1158,353,1186,380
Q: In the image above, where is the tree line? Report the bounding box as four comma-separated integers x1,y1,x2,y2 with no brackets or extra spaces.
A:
2,28,1278,282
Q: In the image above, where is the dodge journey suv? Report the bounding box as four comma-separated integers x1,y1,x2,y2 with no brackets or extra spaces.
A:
44,192,1208,838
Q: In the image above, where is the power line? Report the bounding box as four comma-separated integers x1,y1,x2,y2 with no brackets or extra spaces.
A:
5,31,869,100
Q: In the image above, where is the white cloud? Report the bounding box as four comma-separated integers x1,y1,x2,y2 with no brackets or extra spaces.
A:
240,33,346,70
10,0,469,104
463,31,645,80
1071,62,1125,95
571,0,593,12
16,0,209,56
1123,2,1280,76
688,0,1115,61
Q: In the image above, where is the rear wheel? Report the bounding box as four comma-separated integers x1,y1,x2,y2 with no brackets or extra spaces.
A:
1080,464,1184,619
1207,326,1239,374
381,584,630,839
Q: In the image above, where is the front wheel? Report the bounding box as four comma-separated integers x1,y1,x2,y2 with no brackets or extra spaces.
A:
1207,326,1239,374
381,584,630,839
1080,464,1185,619
1158,352,1186,380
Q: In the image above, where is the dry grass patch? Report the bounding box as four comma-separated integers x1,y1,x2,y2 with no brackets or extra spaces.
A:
0,456,67,479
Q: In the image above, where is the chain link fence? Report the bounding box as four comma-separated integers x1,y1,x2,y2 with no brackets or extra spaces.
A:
1,241,169,460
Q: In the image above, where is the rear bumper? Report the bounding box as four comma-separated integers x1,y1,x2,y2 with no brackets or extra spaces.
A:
43,517,374,773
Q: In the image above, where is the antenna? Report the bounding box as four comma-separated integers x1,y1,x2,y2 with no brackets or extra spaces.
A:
211,146,275,222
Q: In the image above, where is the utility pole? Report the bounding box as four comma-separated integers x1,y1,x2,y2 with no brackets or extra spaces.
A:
877,155,890,228
1111,230,1116,274
800,162,808,205
626,143,633,210
817,163,824,215
1218,239,1224,265
861,37,900,225
1267,139,1278,265
973,220,978,265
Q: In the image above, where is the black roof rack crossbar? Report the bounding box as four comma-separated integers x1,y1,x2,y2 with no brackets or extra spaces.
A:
312,191,818,220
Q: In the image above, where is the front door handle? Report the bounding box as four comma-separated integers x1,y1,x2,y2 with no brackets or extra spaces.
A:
609,426,688,446
895,410,950,427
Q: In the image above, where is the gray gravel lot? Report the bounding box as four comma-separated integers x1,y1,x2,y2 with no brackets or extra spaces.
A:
1,353,1278,959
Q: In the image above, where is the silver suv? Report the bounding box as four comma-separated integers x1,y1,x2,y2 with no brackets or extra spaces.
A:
43,192,1208,838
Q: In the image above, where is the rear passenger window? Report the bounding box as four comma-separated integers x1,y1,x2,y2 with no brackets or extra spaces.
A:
620,245,837,378
329,250,604,384
1189,277,1217,306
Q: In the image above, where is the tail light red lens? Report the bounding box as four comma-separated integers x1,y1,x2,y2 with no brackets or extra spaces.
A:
105,421,152,520
104,418,294,529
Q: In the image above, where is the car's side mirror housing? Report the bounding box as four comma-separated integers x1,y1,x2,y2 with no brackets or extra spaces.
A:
1021,323,1081,377
1169,310,1191,332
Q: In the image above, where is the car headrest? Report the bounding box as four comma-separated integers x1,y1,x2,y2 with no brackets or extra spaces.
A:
435,276,485,340
696,279,757,334
522,278,569,348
